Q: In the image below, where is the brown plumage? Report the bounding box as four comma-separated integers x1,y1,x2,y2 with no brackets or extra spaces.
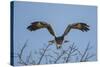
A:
27,21,55,36
27,21,90,49
62,22,90,37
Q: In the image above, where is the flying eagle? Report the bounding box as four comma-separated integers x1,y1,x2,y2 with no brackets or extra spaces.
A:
27,21,90,49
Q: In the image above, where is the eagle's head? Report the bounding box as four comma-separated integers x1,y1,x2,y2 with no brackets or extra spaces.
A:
55,36,64,49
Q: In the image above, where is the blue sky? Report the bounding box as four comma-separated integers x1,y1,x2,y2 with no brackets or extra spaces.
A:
13,1,97,65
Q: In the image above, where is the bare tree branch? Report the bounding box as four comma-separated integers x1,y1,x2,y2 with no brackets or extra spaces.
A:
16,40,36,65
79,42,95,62
80,43,89,62
37,44,51,64
26,51,32,64
14,41,96,65
65,43,78,63
17,40,28,65
54,52,64,63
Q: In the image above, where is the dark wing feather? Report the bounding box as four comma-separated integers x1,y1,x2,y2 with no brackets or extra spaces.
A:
27,21,55,36
46,24,55,36
71,23,90,32
62,23,90,37
62,24,72,37
27,22,40,31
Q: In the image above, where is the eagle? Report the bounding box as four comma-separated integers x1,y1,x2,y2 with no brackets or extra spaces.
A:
27,21,90,49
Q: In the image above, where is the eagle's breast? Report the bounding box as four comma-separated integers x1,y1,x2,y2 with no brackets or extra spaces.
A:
55,36,64,45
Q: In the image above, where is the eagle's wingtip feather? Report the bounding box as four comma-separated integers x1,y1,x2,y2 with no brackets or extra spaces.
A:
27,25,33,31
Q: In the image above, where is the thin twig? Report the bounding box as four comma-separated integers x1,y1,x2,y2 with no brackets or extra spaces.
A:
26,51,32,64
80,43,90,62
17,40,28,65
54,53,64,63
65,44,77,62
37,44,51,64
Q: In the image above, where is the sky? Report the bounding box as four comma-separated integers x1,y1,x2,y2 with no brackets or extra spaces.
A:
12,1,97,66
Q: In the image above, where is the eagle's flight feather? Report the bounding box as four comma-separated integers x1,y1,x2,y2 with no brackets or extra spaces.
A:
27,21,90,49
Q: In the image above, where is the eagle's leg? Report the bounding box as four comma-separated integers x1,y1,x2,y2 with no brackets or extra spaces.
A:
64,40,69,43
48,40,55,45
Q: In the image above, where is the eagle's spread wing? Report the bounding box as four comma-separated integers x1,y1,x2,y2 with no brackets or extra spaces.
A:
63,23,90,37
27,21,55,36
